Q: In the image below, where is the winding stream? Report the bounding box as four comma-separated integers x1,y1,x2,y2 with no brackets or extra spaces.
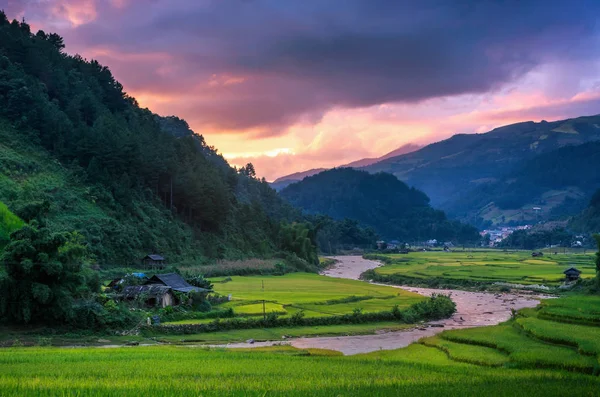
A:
211,255,547,355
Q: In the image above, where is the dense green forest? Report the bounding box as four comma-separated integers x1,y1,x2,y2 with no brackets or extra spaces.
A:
280,168,480,243
570,188,600,235
0,13,309,265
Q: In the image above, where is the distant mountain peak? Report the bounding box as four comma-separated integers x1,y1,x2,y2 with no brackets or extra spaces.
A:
272,168,327,183
270,143,422,190
343,143,423,168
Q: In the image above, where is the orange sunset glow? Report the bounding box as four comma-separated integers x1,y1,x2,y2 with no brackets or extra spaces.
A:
10,0,600,181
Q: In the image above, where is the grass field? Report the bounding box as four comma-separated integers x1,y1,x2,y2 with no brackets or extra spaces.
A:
210,272,425,319
370,250,596,285
1,340,599,396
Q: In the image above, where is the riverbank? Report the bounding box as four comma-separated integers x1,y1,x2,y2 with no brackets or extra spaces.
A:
203,256,547,354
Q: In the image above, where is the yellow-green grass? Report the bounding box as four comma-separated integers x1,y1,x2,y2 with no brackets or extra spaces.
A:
228,302,287,316
373,250,596,285
1,345,599,396
211,272,424,319
0,201,23,243
421,335,510,367
295,296,417,316
441,324,598,373
212,272,423,304
157,322,415,343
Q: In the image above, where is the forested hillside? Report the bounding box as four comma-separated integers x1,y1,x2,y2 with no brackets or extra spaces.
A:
446,141,600,228
363,116,600,224
570,188,600,234
0,14,303,265
280,168,479,243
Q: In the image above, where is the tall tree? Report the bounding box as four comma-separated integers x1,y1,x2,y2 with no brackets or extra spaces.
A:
0,223,96,324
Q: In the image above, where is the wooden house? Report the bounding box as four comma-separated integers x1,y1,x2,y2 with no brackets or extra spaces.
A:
563,267,581,282
120,285,175,308
142,254,166,269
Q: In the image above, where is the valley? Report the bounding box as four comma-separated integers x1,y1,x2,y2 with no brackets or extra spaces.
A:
1,6,600,397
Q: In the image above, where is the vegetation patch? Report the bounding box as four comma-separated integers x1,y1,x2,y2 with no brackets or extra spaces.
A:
0,201,23,248
367,250,596,287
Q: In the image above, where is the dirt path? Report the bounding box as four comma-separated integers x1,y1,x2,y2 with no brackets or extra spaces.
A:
209,255,548,355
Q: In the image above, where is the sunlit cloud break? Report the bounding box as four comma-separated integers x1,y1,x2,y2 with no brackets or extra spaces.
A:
13,0,600,180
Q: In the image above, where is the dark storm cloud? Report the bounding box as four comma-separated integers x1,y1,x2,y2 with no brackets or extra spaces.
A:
26,0,600,133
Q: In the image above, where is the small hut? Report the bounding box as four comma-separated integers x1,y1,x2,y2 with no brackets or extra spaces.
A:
142,254,166,269
531,251,544,257
563,267,581,282
120,285,175,308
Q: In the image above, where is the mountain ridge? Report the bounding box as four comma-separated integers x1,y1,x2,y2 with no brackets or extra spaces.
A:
280,168,480,243
270,143,422,191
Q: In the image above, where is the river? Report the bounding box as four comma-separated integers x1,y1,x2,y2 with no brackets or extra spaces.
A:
209,255,547,355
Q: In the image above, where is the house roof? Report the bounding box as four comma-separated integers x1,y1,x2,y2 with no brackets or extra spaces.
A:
121,285,172,299
146,273,210,293
563,267,581,274
144,254,165,261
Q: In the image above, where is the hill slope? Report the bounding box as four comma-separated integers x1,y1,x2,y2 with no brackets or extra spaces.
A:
280,168,479,243
446,141,600,227
0,14,299,265
569,188,600,234
363,117,600,214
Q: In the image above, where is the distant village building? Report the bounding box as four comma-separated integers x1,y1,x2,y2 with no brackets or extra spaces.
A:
563,267,581,282
142,254,166,269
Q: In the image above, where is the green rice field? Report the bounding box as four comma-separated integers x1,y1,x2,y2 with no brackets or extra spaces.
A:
157,322,415,343
209,272,425,319
3,295,600,397
2,283,600,395
370,250,596,285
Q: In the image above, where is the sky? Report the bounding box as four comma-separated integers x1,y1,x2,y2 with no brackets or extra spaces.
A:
6,0,600,180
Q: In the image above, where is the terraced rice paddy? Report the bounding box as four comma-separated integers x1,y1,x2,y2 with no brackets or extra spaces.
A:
3,298,600,397
209,272,425,319
372,250,596,285
424,295,600,375
2,257,599,395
